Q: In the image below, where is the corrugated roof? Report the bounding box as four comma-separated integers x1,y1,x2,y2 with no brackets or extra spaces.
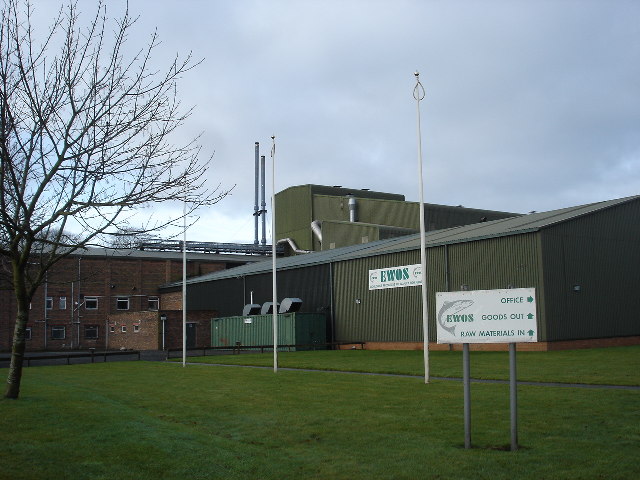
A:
163,195,639,288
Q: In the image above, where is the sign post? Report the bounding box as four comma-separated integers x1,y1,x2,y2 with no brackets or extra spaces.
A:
463,343,471,449
510,342,518,451
436,288,537,450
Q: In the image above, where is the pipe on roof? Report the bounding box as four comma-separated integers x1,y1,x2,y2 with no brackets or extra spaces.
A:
276,238,312,254
311,220,322,244
348,194,357,222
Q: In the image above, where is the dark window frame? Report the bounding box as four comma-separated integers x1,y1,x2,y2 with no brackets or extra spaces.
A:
116,297,130,311
84,325,99,339
85,297,99,310
51,326,66,340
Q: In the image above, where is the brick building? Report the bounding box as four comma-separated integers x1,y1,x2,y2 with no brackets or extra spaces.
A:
0,248,261,352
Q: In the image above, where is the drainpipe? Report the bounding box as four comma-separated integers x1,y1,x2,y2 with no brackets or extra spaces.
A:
160,314,167,351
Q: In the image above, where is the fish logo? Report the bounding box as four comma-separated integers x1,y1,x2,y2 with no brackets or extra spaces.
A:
437,299,474,335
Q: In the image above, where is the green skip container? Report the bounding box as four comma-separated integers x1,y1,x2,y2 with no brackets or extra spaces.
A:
211,313,327,351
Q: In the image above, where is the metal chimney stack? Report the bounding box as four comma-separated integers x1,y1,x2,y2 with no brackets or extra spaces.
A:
348,194,358,222
260,155,267,246
254,142,260,245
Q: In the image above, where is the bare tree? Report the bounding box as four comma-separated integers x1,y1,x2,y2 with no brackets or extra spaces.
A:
1,0,228,398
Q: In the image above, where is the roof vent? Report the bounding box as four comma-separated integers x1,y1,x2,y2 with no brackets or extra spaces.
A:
279,298,302,314
242,304,261,316
261,302,280,315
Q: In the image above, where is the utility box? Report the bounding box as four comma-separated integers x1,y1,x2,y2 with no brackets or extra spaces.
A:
211,313,327,350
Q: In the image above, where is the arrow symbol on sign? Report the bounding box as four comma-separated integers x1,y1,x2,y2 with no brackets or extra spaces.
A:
527,313,534,319
527,296,534,303
527,330,534,336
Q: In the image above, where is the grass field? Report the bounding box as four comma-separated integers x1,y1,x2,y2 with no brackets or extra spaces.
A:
1,347,639,480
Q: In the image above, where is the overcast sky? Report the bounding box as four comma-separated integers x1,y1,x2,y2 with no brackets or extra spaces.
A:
39,0,640,243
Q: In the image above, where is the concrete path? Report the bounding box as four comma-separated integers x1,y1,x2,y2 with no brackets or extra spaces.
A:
174,361,640,391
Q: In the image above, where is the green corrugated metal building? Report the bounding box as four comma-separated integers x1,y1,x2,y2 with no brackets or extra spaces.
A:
275,184,517,252
161,193,640,350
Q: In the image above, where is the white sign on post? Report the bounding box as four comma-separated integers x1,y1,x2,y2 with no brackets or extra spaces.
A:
436,288,538,344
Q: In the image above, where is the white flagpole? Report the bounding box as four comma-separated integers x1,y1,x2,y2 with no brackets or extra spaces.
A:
182,200,187,368
271,136,278,373
414,71,429,384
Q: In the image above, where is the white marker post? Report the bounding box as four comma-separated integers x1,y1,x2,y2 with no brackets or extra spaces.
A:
413,71,429,384
271,136,278,373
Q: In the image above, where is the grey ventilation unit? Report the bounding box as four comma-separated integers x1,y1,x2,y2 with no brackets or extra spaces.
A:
279,298,302,314
242,304,261,316
261,302,280,315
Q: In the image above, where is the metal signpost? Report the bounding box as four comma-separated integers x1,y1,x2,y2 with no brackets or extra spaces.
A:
435,288,538,450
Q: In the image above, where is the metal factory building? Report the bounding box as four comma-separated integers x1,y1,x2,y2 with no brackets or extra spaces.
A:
161,190,640,351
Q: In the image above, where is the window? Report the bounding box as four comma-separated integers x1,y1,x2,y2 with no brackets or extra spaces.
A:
121,325,127,333
117,297,130,311
109,325,115,333
45,297,53,310
147,297,159,311
59,297,67,310
85,297,98,310
51,326,66,340
85,325,99,339
25,327,32,340
133,324,140,333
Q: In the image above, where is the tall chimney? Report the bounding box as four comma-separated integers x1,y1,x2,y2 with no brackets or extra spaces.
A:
260,155,267,246
254,142,259,245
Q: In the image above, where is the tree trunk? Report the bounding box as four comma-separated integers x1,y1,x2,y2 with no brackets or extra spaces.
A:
4,262,32,400
4,303,29,399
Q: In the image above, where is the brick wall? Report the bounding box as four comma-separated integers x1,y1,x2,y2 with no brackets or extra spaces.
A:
107,311,159,350
1,252,231,352
160,291,183,311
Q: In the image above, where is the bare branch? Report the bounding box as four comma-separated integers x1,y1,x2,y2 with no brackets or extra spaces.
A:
1,0,229,398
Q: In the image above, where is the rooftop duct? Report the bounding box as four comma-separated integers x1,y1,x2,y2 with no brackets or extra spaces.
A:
242,303,261,316
279,298,302,314
347,194,357,222
261,302,280,315
311,220,322,244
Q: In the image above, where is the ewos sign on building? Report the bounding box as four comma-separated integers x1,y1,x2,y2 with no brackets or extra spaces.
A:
436,288,538,344
369,264,422,290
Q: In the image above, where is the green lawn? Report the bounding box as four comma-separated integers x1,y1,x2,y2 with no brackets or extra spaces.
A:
1,348,639,479
179,345,640,386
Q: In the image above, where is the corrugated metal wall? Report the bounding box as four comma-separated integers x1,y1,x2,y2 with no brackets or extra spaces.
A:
187,277,244,315
313,196,420,230
331,234,542,343
275,185,314,251
541,200,640,341
441,234,544,340
322,222,379,250
187,264,332,319
333,250,422,342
